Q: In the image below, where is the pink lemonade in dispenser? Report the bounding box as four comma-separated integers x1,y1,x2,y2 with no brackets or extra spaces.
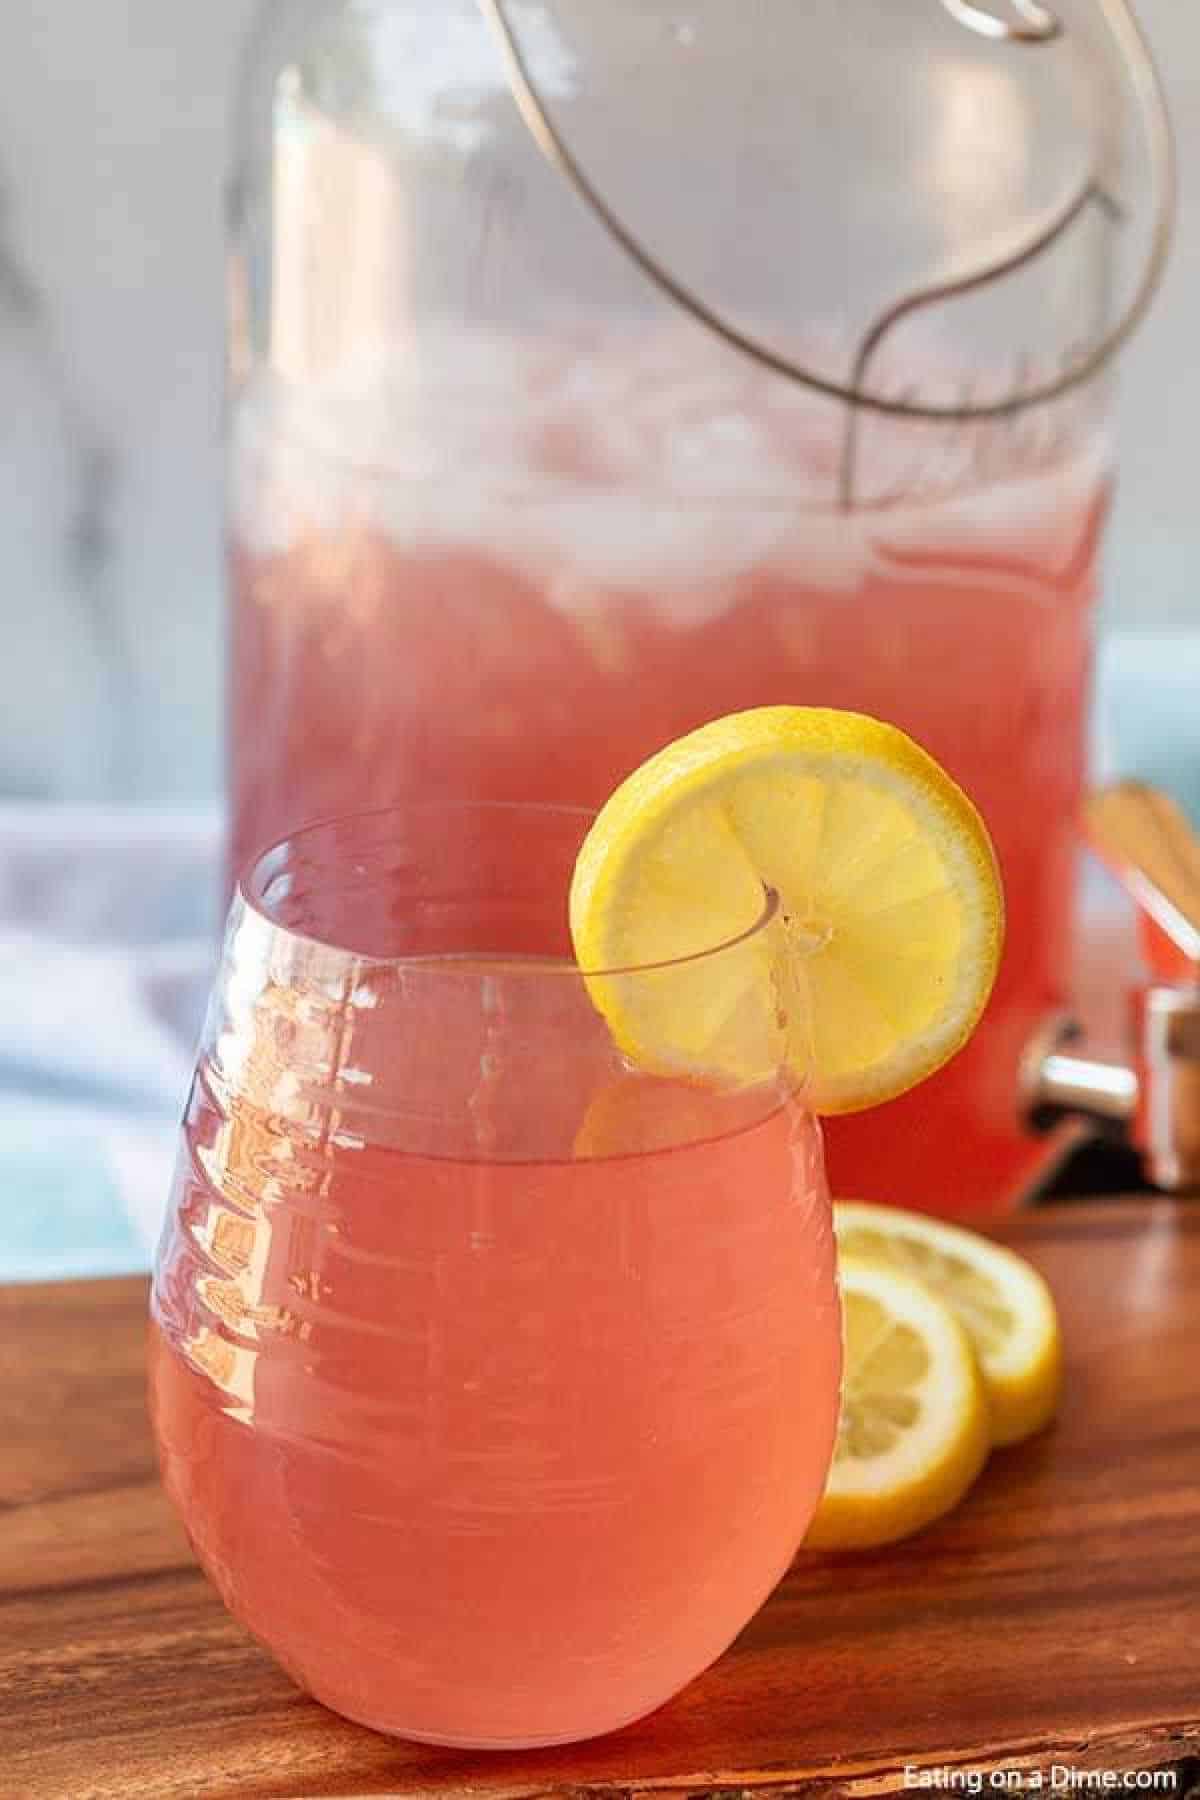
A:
230,333,1107,1217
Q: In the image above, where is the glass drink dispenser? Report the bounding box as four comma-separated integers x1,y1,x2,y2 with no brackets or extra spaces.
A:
226,0,1172,1213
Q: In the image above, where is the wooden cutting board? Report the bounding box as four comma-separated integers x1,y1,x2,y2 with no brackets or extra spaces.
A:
2,1201,1198,1800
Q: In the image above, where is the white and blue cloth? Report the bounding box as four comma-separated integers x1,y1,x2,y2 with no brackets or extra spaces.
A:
0,806,220,1281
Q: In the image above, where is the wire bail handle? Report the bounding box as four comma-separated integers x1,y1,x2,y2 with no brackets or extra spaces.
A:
479,0,1174,438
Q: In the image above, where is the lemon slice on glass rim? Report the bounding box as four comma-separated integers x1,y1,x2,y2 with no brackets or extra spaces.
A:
569,706,1004,1113
806,1254,991,1551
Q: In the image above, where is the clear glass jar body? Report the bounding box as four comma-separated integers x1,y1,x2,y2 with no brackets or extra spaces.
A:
227,0,1124,1213
149,803,837,1746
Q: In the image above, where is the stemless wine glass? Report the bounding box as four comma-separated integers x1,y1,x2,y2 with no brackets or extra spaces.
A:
149,802,840,1747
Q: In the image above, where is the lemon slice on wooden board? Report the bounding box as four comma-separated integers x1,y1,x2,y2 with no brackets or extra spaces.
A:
834,1200,1063,1446
569,707,1003,1113
806,1255,991,1551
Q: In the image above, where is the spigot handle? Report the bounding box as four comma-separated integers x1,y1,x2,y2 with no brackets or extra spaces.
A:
1086,782,1200,981
1023,783,1200,1192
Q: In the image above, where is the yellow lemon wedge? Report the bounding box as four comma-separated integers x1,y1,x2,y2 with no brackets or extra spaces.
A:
569,707,1003,1112
806,1255,990,1551
833,1200,1063,1446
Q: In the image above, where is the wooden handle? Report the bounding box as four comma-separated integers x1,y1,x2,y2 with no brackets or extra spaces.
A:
1086,781,1200,968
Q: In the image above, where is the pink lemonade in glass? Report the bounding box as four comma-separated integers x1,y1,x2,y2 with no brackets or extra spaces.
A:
231,335,1107,1218
150,804,840,1746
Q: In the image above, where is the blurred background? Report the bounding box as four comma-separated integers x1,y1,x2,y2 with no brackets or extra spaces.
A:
1,0,1196,813
0,0,1195,1275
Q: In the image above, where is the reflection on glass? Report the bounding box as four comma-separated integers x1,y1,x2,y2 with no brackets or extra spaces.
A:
149,803,840,1748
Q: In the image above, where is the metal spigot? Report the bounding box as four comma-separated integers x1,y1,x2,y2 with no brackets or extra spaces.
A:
1022,782,1200,1193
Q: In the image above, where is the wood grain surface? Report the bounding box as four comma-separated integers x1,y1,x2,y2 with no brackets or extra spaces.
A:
1,1202,1198,1800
